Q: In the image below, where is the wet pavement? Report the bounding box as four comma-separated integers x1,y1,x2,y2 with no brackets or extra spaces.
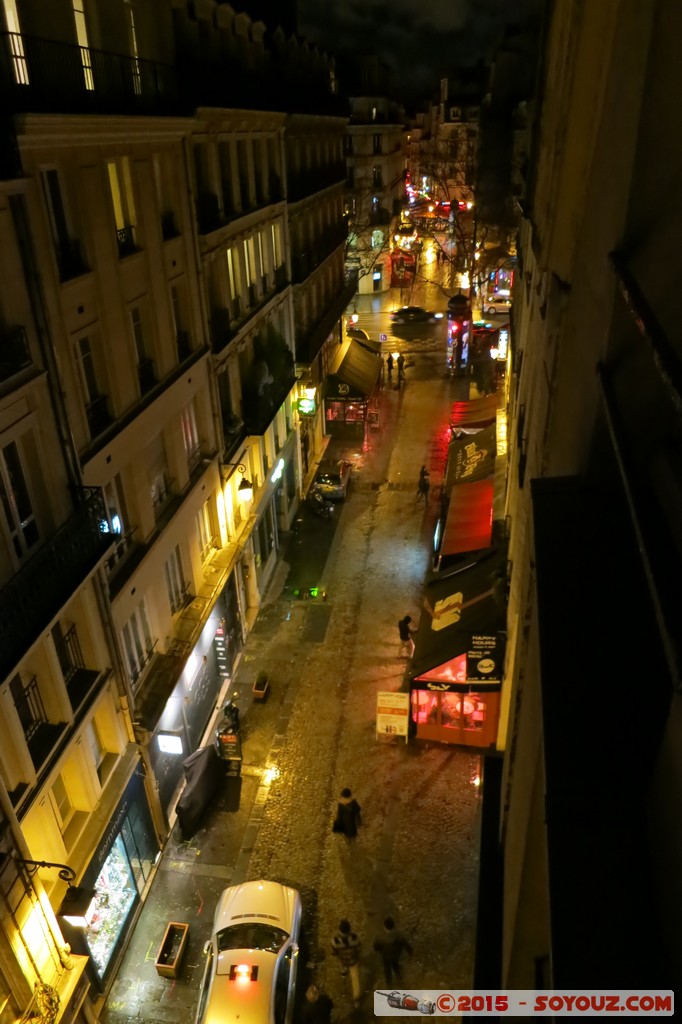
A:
99,279,488,1024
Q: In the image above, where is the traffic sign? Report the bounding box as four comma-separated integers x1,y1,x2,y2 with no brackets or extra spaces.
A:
379,333,387,342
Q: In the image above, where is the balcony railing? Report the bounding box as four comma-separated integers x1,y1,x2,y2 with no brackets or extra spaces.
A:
137,356,156,395
0,487,113,681
296,270,359,363
0,326,32,384
117,224,137,257
1,31,178,116
243,372,296,437
176,330,191,362
287,162,347,202
86,393,112,439
55,238,88,281
196,191,221,234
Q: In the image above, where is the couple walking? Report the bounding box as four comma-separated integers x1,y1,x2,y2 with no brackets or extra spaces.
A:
331,916,413,1007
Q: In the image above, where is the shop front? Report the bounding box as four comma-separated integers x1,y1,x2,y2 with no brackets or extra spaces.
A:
324,340,382,439
138,581,243,811
59,771,159,990
411,553,507,748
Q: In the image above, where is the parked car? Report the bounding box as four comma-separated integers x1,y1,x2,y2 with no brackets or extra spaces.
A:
195,880,302,1024
313,458,352,499
482,295,512,316
390,306,443,324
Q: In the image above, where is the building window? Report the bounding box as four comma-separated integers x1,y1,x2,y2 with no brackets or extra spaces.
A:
271,223,282,267
122,601,154,684
147,433,171,518
165,544,187,613
51,772,74,831
71,0,94,90
373,134,382,155
196,499,214,562
123,0,141,94
107,157,138,255
4,0,28,84
181,400,201,472
41,168,84,279
130,305,155,393
372,165,383,188
0,439,39,559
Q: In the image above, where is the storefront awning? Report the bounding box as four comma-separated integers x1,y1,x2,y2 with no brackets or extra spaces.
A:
411,552,507,687
444,423,497,489
450,394,500,428
325,340,382,400
439,479,494,560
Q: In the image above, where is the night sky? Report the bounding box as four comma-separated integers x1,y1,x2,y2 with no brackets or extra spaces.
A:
297,0,514,101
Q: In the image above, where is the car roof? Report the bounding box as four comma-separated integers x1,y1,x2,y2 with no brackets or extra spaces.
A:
204,950,276,1024
213,880,297,934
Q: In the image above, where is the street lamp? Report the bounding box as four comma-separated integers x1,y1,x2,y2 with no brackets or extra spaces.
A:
0,853,98,929
222,462,253,504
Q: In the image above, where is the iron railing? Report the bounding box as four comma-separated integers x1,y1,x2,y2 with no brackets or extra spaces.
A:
1,31,177,116
0,326,32,383
0,487,113,681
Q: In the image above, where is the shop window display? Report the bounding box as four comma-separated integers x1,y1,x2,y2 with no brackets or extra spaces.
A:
85,835,137,976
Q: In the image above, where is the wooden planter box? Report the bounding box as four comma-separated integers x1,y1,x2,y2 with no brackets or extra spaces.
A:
155,921,189,979
253,674,270,700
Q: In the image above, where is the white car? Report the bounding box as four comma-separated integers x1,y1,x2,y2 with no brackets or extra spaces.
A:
482,295,512,316
195,880,302,1024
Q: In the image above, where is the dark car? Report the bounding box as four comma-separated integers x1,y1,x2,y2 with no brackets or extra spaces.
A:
390,306,443,325
313,459,352,500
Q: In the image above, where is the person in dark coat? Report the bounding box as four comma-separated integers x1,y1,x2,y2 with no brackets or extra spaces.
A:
331,919,362,1006
332,787,362,838
386,352,394,381
417,465,430,501
373,916,413,985
300,984,334,1024
397,352,406,381
398,615,416,657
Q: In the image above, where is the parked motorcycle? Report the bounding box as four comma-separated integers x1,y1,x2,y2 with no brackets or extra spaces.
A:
305,486,334,520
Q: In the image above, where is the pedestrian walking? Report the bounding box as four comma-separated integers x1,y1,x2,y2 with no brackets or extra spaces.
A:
416,465,430,501
300,984,334,1024
397,352,406,382
373,916,413,985
332,787,362,838
386,352,394,382
331,919,362,1007
398,615,416,657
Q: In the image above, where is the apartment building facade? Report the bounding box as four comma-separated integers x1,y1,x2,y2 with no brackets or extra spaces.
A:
344,95,406,295
0,0,348,1016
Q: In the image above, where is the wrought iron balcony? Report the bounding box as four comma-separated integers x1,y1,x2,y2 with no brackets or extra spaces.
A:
196,191,221,234
1,31,178,116
117,224,137,258
137,356,156,395
243,372,296,437
0,326,32,384
176,330,191,362
160,210,179,240
55,238,88,281
0,487,113,681
287,162,347,202
296,271,359,363
85,393,112,439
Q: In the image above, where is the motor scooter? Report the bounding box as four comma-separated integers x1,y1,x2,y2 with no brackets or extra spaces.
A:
214,700,242,776
305,486,334,520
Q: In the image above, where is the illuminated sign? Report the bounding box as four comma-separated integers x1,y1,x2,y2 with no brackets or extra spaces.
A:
157,733,183,755
298,397,315,415
271,458,285,484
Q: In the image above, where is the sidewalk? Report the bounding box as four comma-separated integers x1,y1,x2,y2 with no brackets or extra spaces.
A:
100,362,481,1024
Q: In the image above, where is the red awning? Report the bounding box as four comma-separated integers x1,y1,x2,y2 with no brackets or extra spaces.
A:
450,394,500,427
439,479,494,559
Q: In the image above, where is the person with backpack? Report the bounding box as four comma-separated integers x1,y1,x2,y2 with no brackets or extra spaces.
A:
331,919,362,1007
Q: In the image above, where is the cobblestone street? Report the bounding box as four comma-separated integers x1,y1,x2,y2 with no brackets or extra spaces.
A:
101,285,484,1024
